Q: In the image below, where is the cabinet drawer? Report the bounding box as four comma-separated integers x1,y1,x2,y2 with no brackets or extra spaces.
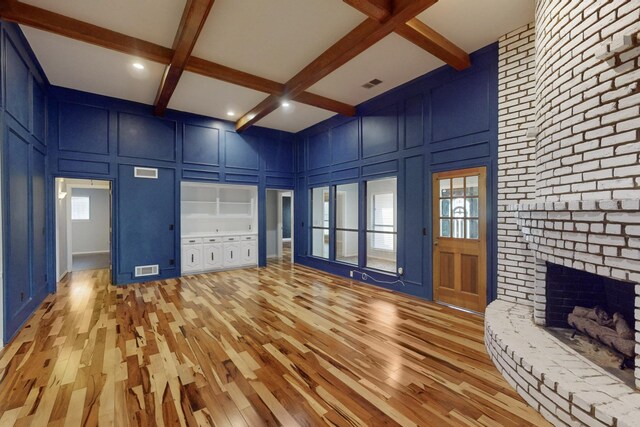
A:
223,236,239,242
204,237,221,243
241,235,257,241
182,237,202,245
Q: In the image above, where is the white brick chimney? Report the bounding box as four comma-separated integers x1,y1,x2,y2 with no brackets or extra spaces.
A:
488,0,640,425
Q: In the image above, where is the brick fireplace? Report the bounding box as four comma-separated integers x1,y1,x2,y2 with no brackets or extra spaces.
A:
488,0,640,425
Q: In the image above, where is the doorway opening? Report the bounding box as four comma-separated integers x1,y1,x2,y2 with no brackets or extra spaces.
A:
266,189,294,263
55,178,112,280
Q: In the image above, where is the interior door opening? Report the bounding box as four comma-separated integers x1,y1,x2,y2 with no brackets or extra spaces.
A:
266,189,294,263
55,178,112,281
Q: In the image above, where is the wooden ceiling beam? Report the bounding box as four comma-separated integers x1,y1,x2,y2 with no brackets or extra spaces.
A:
236,0,437,131
397,19,470,71
0,0,173,63
345,0,471,71
0,1,355,117
185,57,356,116
153,0,215,115
343,0,391,22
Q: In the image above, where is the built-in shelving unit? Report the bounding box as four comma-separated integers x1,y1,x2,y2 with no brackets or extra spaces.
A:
181,182,258,274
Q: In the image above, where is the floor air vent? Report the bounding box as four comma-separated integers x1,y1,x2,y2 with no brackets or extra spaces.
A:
134,167,158,179
135,264,159,277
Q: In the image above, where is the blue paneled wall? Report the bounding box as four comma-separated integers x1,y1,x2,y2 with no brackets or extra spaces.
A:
1,19,499,343
294,44,499,302
46,87,296,285
0,22,49,342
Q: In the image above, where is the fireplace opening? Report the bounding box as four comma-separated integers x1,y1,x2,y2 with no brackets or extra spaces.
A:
545,262,637,387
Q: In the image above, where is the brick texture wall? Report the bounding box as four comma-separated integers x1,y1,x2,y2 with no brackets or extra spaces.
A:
535,0,640,202
497,23,537,305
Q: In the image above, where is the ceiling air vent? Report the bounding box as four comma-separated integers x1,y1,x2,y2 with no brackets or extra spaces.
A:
135,264,159,277
362,78,383,89
134,167,158,179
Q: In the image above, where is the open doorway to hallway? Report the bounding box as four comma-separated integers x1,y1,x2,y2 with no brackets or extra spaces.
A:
266,189,294,263
55,178,112,280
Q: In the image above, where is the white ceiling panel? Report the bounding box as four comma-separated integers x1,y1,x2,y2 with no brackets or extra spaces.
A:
193,0,364,82
308,33,445,105
418,0,535,52
168,71,266,123
21,26,165,105
21,0,186,47
256,101,336,133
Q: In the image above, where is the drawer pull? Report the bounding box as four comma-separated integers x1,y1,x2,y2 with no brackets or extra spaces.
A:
191,254,194,262
189,240,196,243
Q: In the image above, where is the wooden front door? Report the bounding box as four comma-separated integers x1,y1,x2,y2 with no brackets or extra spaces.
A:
432,167,487,313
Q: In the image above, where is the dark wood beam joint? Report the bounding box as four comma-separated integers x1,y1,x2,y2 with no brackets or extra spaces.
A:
154,0,216,116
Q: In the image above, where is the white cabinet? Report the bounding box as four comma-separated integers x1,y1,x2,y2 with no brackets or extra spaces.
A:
223,243,241,267
182,239,203,273
180,181,259,275
240,235,257,265
203,243,223,269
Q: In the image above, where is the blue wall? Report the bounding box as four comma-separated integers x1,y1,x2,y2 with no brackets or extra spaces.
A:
46,87,296,285
1,19,499,343
294,44,499,303
0,22,49,342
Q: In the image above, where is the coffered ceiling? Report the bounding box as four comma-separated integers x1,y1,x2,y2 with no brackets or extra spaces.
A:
12,0,534,133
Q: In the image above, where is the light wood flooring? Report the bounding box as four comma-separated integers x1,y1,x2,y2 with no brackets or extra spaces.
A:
0,259,549,426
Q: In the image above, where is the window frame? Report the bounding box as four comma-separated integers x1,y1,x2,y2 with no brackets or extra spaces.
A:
309,186,330,259
334,182,359,265
71,195,91,221
365,176,398,273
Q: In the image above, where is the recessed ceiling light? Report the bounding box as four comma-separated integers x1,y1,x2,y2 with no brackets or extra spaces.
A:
227,111,235,117
132,62,145,70
281,101,290,108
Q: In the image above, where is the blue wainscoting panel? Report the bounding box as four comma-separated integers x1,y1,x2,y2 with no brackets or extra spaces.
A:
183,124,219,166
225,131,259,170
403,155,425,288
431,70,490,142
117,165,176,282
331,167,359,182
58,158,110,175
405,95,423,149
4,129,31,339
362,160,398,177
331,119,358,165
5,38,30,128
266,176,294,188
32,79,46,144
32,148,47,297
225,173,259,184
118,112,176,161
264,139,294,173
362,104,398,158
59,102,110,154
182,169,220,181
308,173,330,186
307,132,330,170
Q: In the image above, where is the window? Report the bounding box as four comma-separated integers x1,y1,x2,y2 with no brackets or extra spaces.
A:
335,183,358,265
71,196,90,220
310,187,330,258
366,177,397,273
438,175,479,239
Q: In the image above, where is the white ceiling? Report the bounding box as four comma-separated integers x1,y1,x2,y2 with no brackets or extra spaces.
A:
19,0,535,133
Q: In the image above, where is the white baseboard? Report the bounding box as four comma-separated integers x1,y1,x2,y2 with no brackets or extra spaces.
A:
72,250,110,256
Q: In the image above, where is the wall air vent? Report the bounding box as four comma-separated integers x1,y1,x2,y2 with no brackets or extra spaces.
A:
134,264,159,277
134,167,158,179
362,78,383,89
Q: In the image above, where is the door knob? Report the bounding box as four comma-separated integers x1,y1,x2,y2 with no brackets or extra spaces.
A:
434,240,439,246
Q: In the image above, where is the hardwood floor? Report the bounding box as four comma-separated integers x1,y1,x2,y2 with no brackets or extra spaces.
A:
0,260,549,426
